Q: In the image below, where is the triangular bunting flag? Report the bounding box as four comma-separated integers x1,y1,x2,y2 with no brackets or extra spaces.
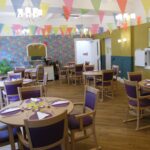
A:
60,25,67,36
91,0,101,12
64,0,74,8
116,0,127,14
44,25,52,34
36,27,42,35
40,3,49,16
122,21,128,30
99,27,104,34
0,0,7,10
63,5,72,20
98,10,105,24
53,27,59,35
11,0,24,15
31,0,41,7
141,0,150,15
136,16,141,25
29,25,37,35
66,27,73,35
0,24,4,33
80,8,89,14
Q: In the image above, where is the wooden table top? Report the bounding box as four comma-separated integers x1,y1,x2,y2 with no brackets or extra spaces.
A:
0,97,74,126
139,79,150,89
0,78,34,89
83,71,102,76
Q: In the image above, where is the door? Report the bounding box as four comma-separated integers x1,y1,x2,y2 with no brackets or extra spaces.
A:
105,38,112,69
74,38,101,70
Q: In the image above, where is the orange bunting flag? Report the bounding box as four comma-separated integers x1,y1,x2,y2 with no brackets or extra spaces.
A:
117,0,127,14
122,22,128,30
66,27,73,35
136,16,141,25
44,25,52,34
98,10,105,24
63,5,71,20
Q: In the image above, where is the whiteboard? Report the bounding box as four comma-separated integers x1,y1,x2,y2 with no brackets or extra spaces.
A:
135,49,145,67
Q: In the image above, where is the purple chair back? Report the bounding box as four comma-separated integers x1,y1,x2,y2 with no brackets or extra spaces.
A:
128,72,142,82
103,70,114,81
8,73,22,80
14,69,25,78
4,80,23,102
124,80,137,99
85,65,94,71
84,86,99,111
18,86,42,100
75,64,83,75
24,111,67,150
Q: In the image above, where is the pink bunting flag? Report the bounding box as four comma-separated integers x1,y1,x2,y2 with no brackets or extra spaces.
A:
136,16,141,25
36,27,42,35
98,10,105,24
122,22,128,30
64,0,73,8
117,0,127,14
91,24,99,34
12,24,22,35
63,5,72,20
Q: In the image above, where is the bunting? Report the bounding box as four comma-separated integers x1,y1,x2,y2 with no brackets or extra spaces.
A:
44,25,52,34
63,6,72,20
11,0,24,15
60,25,67,36
98,10,105,24
136,16,141,25
40,3,49,16
29,25,37,35
63,0,74,8
0,24,4,33
141,0,150,14
53,27,59,35
0,0,7,10
80,9,89,14
91,0,101,12
31,0,41,7
116,0,127,14
66,27,73,35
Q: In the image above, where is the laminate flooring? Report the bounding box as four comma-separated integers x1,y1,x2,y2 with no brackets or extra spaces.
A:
2,80,150,150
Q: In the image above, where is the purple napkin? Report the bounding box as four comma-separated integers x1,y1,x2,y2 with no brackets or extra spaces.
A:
0,107,21,116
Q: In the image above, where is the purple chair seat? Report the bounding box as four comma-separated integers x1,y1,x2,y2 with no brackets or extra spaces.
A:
23,145,61,150
129,99,150,107
8,95,20,102
0,124,19,143
68,115,93,130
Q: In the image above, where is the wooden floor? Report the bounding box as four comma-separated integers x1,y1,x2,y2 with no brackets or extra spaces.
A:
2,80,150,150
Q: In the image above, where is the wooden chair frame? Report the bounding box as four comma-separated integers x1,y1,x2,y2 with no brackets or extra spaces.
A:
127,71,143,82
69,86,101,150
17,111,68,150
124,79,150,130
18,85,43,100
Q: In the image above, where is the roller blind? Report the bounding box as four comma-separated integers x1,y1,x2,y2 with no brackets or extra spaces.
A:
27,44,46,56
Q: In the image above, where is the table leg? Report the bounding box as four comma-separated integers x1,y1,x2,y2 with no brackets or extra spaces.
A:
8,125,16,150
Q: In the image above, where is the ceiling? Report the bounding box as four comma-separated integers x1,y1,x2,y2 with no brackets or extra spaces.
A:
0,0,147,29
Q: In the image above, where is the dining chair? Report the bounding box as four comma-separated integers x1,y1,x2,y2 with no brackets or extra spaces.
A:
3,79,23,105
17,111,68,150
8,72,22,80
96,70,114,102
0,122,19,148
68,86,101,150
69,64,84,85
56,64,67,83
127,71,143,82
84,65,95,86
127,71,150,96
31,65,44,83
14,67,25,78
18,85,43,100
124,79,150,130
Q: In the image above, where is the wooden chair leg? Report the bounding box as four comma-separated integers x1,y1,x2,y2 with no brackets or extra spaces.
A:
71,132,75,150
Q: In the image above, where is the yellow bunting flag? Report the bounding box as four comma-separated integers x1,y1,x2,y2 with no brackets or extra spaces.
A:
53,27,59,35
0,0,7,10
141,0,150,14
40,3,49,16
60,25,67,36
3,25,11,34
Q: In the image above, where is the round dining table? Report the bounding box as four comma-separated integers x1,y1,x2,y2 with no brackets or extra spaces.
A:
82,71,102,87
0,97,74,150
139,79,150,91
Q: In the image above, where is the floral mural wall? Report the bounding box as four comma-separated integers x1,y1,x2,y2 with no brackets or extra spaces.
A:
0,35,77,67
